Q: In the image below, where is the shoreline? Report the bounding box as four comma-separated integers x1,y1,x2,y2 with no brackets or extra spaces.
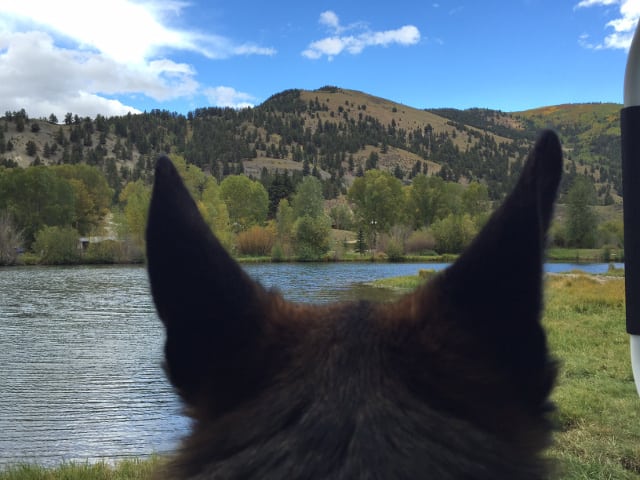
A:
0,247,623,268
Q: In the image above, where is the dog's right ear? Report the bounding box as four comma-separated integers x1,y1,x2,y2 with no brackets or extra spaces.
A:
146,157,268,409
390,131,562,434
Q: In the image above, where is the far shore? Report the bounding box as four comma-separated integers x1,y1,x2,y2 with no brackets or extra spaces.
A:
0,246,623,268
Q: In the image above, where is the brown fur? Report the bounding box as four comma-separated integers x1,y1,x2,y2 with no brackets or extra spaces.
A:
146,130,562,479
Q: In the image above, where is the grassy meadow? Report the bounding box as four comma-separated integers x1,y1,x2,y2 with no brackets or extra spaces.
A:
1,269,638,479
544,272,639,478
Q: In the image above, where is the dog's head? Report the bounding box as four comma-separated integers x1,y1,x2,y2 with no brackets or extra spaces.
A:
147,130,562,479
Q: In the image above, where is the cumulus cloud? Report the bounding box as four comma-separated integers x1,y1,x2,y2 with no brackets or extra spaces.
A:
575,0,618,7
319,11,341,31
203,86,256,109
0,31,146,118
0,0,274,118
302,11,420,60
576,0,640,50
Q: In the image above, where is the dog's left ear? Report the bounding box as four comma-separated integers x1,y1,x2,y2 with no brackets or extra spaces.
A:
146,157,267,408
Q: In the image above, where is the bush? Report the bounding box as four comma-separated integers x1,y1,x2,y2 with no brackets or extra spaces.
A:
271,242,286,262
0,211,23,265
236,225,276,256
419,269,437,280
33,226,81,264
293,215,331,261
384,237,405,262
549,221,567,248
431,214,477,254
85,240,124,264
597,219,624,248
405,229,436,254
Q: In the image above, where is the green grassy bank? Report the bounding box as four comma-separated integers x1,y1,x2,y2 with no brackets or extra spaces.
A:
0,457,162,480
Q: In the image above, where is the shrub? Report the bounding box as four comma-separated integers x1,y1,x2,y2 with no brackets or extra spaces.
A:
271,242,286,262
419,269,437,280
293,215,331,261
33,226,81,264
384,237,405,262
431,214,477,254
405,229,436,254
237,225,276,256
0,211,23,265
85,240,123,264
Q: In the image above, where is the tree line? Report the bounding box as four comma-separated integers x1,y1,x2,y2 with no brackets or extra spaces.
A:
0,152,617,265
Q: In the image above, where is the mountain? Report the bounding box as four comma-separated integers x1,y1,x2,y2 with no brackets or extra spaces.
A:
0,88,623,203
429,103,622,202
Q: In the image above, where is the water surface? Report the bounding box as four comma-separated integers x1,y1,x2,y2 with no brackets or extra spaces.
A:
0,262,621,466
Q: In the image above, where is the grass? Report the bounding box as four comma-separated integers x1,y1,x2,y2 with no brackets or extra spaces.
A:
374,269,639,478
0,457,162,480
546,248,613,263
2,271,638,479
543,273,639,479
369,268,438,291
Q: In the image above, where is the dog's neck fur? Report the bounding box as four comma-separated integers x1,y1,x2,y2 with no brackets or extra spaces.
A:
146,130,562,479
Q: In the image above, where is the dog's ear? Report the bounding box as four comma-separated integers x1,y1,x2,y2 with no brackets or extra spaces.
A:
146,157,267,408
396,130,562,419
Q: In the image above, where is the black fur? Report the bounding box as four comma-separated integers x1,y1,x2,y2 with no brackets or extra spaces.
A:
146,130,562,479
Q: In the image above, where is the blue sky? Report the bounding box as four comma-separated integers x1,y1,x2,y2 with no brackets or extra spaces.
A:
0,0,637,119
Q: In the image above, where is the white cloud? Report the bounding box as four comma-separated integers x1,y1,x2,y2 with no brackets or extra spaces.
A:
203,86,256,109
0,0,276,64
0,31,142,118
0,0,273,117
576,0,640,50
319,11,341,30
575,0,618,7
302,11,420,60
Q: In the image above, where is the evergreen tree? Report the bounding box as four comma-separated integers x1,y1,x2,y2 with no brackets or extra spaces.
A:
566,175,597,248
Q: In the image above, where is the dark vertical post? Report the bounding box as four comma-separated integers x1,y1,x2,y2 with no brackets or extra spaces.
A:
621,19,640,396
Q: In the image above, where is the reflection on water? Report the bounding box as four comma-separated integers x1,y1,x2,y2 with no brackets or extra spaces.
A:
0,262,622,467
0,266,188,467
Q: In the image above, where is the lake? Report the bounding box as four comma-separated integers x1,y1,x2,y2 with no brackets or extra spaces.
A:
0,262,623,467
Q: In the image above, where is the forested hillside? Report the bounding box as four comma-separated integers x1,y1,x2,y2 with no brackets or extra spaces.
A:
0,87,625,265
430,102,622,202
0,88,623,202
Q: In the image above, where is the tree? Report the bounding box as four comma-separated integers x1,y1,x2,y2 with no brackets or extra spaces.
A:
293,214,331,261
348,170,405,246
566,175,597,248
199,177,232,249
356,228,367,254
329,203,354,230
431,214,478,253
288,176,331,260
220,175,268,231
0,166,75,247
406,174,464,229
169,154,207,199
118,179,151,249
365,151,378,170
266,171,295,217
67,178,95,235
25,140,37,156
292,176,324,219
461,182,489,217
0,210,22,265
276,198,295,243
53,164,113,235
33,226,80,264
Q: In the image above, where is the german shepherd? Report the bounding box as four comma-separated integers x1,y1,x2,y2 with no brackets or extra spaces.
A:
146,130,562,479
